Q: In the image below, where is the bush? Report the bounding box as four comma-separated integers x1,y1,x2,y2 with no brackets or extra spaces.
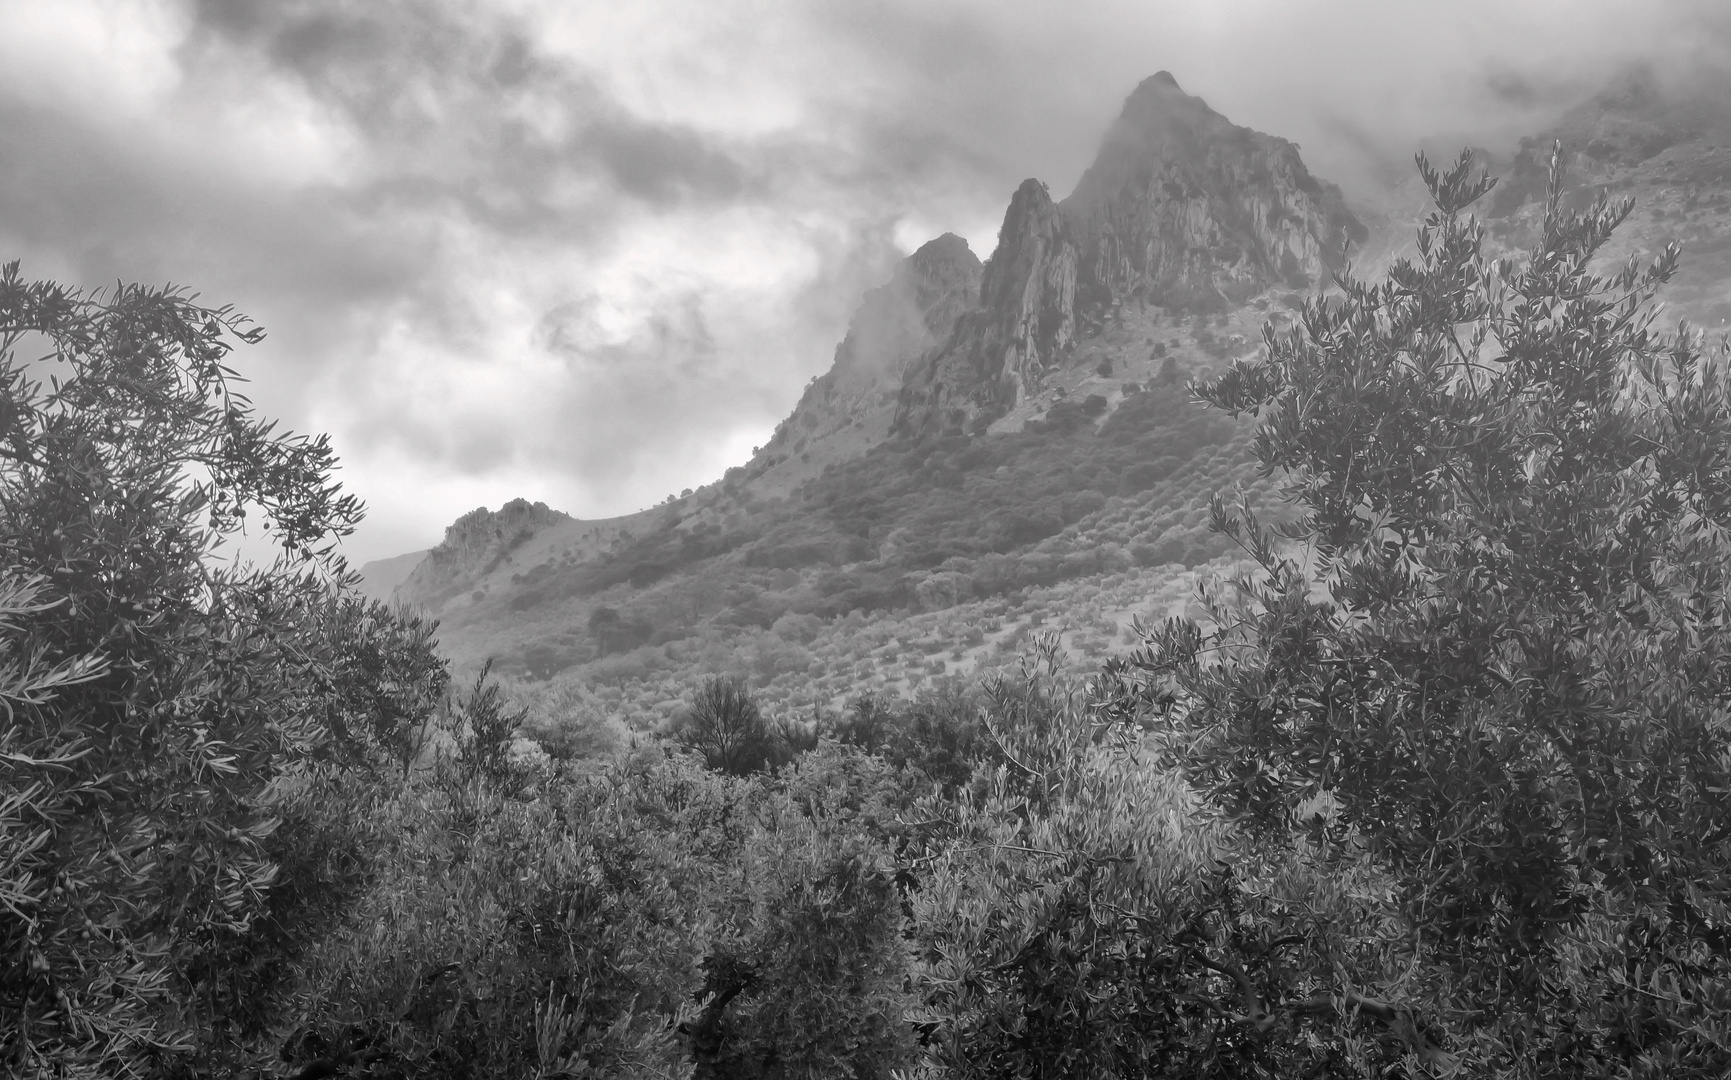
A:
0,264,446,1075
831,683,986,794
679,675,777,775
902,644,1426,1078
448,660,529,787
1108,150,1731,1073
285,750,915,1080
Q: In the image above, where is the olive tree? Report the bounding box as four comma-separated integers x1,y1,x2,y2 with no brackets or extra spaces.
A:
0,264,445,1074
1103,150,1731,1073
680,675,776,776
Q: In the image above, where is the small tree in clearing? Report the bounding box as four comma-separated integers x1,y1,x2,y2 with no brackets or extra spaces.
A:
681,675,774,776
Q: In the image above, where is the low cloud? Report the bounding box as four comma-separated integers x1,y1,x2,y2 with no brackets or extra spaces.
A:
2,0,1728,560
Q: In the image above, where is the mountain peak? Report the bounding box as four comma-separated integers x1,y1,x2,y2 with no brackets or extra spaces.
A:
1099,70,1234,151
913,232,973,259
1060,73,1361,311
906,232,979,281
1118,69,1208,120
895,72,1362,436
768,233,983,452
396,498,571,608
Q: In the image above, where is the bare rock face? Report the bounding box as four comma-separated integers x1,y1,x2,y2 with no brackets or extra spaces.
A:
895,180,1081,435
896,71,1364,436
772,233,982,443
396,497,570,607
1064,71,1362,310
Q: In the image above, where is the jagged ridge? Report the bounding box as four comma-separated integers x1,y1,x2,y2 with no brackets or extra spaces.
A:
896,71,1364,436
769,234,982,449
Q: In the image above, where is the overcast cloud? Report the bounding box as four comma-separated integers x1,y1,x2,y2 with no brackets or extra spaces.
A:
2,0,1727,561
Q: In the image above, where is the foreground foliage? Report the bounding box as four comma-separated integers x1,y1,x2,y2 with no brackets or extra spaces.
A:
0,266,443,1074
8,145,1731,1080
1105,150,1731,1073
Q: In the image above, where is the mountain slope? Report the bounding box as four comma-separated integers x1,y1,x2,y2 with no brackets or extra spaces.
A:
369,68,1731,737
369,72,1340,726
895,72,1363,436
750,233,983,490
354,548,427,604
1483,66,1731,330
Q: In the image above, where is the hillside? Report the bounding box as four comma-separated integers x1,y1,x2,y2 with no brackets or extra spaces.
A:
1483,66,1731,330
353,547,427,604
1345,66,1731,330
364,67,1731,734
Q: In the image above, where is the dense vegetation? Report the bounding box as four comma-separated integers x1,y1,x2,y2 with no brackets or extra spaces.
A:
6,149,1731,1078
453,340,1263,694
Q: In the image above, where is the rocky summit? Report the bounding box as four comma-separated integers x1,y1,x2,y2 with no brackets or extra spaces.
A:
895,72,1363,436
397,497,570,611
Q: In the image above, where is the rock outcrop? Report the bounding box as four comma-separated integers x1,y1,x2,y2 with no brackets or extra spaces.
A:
896,71,1364,436
396,498,569,607
772,233,982,445
895,180,1082,434
1064,71,1362,310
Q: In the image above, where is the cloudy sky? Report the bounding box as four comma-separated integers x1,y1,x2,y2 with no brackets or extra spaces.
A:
3,0,1727,563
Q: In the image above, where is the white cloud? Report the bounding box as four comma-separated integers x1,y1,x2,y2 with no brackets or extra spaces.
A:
2,0,1727,563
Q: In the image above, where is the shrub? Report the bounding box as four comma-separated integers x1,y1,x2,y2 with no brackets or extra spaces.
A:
901,645,1426,1078
1108,150,1731,1072
448,660,529,787
679,675,777,775
832,684,986,794
0,264,443,1075
285,750,915,1080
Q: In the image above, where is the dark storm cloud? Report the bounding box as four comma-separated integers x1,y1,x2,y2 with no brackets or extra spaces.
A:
0,100,406,303
1483,71,1549,110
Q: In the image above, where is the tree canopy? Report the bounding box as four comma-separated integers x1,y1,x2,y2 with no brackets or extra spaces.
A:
0,265,444,1074
1103,148,1731,1072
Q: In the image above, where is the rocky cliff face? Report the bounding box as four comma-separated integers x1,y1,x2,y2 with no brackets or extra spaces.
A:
396,497,570,607
772,233,982,446
1065,71,1363,310
895,180,1081,434
896,71,1364,436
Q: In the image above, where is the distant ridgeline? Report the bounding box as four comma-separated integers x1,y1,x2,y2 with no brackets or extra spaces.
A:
361,67,1731,726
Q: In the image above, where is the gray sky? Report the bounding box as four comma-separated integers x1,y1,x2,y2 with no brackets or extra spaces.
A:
3,0,1727,562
